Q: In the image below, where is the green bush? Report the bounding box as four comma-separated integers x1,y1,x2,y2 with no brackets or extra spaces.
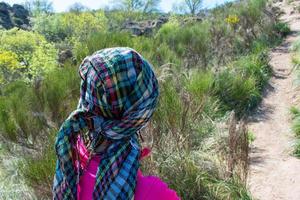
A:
157,19,211,68
274,22,291,37
33,11,108,43
214,70,260,116
0,65,79,143
0,28,58,82
0,50,22,84
0,81,46,143
214,50,271,116
234,52,271,90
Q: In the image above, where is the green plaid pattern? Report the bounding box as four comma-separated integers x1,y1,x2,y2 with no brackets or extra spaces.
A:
53,47,159,200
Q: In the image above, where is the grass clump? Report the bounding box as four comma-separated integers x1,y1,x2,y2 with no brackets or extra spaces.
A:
274,22,291,38
19,133,56,198
290,106,300,158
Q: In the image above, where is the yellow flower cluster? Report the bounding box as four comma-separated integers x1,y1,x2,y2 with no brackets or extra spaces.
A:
225,15,240,25
0,51,20,70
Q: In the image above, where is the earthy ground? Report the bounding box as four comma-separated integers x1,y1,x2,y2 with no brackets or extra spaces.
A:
0,142,36,199
247,1,300,200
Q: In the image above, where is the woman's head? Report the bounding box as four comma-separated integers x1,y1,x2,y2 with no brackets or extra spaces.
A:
77,47,159,138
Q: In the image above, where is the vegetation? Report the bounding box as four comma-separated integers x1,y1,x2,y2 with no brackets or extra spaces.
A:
0,0,291,199
118,0,162,13
290,107,300,158
173,0,203,15
290,38,300,158
0,28,57,83
23,0,54,16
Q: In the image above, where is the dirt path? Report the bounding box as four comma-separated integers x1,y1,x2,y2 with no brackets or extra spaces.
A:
247,1,300,200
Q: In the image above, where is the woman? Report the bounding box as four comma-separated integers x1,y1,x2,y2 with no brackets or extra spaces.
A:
52,47,179,200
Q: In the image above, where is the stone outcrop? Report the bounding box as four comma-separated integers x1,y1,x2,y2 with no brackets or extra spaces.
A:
0,2,30,30
58,49,73,64
122,16,168,36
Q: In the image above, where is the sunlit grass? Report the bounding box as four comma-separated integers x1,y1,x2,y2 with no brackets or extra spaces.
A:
0,142,36,200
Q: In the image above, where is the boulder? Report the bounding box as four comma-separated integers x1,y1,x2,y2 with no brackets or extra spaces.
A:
182,16,203,25
0,2,30,30
11,4,30,27
0,2,13,29
122,16,168,36
58,49,73,64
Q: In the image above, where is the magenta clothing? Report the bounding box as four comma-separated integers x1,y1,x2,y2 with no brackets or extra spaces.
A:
76,140,180,200
77,155,100,200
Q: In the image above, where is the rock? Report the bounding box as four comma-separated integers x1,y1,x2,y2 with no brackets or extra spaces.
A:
271,6,285,18
0,2,30,30
11,4,30,27
182,16,203,25
58,49,73,64
0,2,13,29
122,16,168,36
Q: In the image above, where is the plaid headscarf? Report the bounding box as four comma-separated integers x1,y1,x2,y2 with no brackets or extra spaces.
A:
53,47,159,200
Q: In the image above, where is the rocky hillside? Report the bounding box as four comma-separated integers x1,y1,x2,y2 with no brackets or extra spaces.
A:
0,2,30,29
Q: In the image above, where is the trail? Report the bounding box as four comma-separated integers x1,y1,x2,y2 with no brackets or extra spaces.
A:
248,1,300,200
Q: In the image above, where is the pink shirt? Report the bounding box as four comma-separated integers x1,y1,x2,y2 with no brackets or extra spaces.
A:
76,139,180,200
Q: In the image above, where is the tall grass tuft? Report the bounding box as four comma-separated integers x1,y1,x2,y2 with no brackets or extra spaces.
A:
290,107,300,158
19,131,56,198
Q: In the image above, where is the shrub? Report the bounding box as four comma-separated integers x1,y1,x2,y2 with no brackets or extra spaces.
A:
33,11,108,43
214,70,260,116
234,52,271,90
0,81,45,143
157,20,211,68
0,50,22,84
32,14,69,42
274,22,291,37
0,28,58,82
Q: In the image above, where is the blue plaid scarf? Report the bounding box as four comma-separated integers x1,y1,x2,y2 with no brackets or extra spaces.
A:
53,47,159,200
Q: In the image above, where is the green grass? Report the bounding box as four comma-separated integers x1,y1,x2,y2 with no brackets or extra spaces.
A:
290,107,300,158
248,131,256,144
19,132,56,198
0,142,36,199
294,139,300,158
